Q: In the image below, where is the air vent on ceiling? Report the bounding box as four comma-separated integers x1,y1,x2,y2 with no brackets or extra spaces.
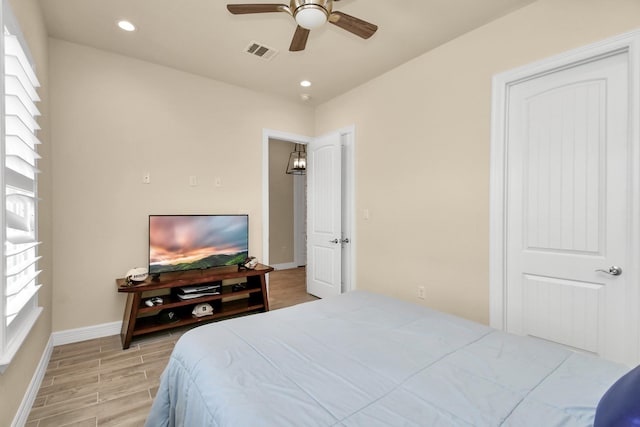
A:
245,41,278,61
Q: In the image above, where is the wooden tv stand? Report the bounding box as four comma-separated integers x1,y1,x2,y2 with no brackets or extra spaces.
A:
116,264,273,349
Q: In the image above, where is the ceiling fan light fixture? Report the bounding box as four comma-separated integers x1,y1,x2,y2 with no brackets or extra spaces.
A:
294,5,328,30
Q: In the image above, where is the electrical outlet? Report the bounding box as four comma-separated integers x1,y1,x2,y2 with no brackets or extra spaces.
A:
418,286,425,300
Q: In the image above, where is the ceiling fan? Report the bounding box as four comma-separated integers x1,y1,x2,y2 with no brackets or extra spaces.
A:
226,0,378,52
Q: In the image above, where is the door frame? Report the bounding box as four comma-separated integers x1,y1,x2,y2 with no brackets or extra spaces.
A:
262,129,312,269
489,29,640,358
262,127,356,293
340,128,356,293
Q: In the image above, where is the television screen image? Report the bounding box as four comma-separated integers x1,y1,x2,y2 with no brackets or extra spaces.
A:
149,215,248,275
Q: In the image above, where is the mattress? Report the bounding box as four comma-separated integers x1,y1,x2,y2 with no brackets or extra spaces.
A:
145,290,629,426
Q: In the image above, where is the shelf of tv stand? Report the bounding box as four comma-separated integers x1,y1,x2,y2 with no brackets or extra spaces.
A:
132,299,266,336
116,264,273,349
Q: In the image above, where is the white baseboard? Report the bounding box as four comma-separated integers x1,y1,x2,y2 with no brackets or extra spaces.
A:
11,335,53,427
51,321,122,346
271,262,299,270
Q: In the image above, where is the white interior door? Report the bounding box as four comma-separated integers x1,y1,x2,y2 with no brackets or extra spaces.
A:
505,50,636,364
306,132,342,298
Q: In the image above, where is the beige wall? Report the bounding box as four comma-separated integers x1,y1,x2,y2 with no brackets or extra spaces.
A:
0,0,52,425
48,39,314,331
315,0,640,324
269,139,295,265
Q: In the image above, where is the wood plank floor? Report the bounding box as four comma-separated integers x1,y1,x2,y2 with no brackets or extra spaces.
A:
268,266,318,310
27,267,315,427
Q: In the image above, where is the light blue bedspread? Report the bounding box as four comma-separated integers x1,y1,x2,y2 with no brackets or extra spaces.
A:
145,290,628,426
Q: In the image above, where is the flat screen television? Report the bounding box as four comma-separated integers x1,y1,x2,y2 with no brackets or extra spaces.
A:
148,214,248,275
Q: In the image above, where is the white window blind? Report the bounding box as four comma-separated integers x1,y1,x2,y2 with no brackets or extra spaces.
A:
0,25,42,371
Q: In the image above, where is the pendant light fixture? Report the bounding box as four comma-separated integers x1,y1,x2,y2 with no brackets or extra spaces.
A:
286,144,307,175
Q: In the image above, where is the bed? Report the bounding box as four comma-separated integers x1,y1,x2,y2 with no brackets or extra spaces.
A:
145,290,637,426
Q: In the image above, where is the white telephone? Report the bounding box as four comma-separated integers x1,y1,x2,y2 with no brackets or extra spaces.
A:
125,267,149,284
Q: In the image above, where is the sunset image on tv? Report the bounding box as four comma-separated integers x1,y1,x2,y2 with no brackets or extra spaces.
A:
149,215,248,274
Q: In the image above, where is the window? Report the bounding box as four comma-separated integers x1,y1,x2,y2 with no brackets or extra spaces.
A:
0,6,43,372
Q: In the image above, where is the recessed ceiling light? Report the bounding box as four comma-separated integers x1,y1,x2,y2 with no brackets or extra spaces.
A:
117,20,136,32
300,80,312,88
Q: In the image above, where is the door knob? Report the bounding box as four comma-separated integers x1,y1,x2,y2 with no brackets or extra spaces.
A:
329,238,340,244
341,238,350,244
595,266,622,276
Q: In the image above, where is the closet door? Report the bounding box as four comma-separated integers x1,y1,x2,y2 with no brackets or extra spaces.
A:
504,50,634,364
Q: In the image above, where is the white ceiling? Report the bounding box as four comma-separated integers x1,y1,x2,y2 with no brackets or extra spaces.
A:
37,0,536,105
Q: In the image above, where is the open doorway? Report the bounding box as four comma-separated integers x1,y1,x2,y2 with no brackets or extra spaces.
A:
268,139,306,270
262,127,356,302
262,130,312,307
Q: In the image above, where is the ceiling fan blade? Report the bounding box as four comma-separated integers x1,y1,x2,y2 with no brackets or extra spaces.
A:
329,11,377,39
289,26,310,52
227,4,288,14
